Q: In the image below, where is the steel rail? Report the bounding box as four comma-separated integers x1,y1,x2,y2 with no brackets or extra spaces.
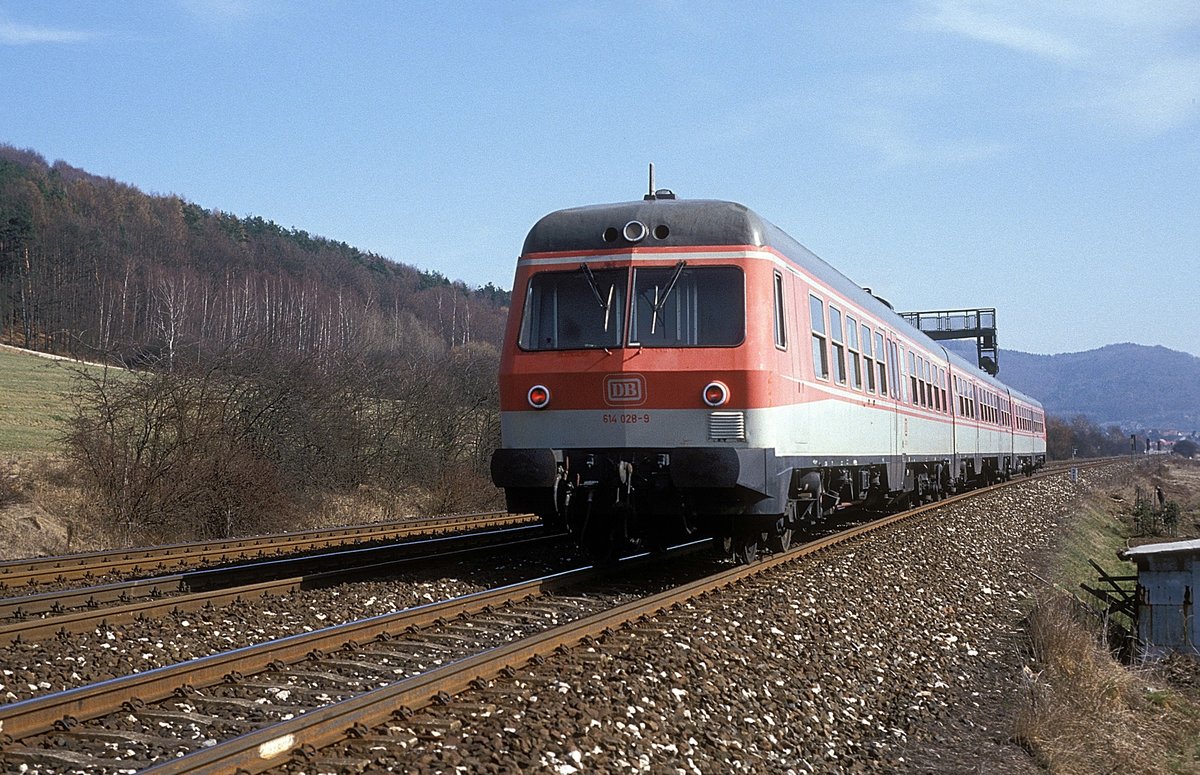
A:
0,523,551,622
0,511,535,589
0,527,558,646
0,541,663,744
145,462,1113,774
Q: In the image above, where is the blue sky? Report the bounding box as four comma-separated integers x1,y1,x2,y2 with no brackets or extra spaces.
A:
3,1,1198,357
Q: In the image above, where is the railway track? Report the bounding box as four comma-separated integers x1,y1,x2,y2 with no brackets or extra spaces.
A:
0,510,535,590
0,525,559,646
0,460,1114,774
0,545,699,772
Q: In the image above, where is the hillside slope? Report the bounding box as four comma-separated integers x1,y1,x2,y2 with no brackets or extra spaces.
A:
948,342,1200,431
0,144,508,363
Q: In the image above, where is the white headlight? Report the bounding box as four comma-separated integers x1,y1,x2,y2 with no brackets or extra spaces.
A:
623,220,648,242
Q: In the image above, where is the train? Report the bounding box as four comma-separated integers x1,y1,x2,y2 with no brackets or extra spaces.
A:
490,191,1046,562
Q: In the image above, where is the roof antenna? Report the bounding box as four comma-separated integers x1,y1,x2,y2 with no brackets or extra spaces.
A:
643,162,676,201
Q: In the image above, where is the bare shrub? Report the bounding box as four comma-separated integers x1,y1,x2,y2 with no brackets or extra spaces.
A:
361,339,503,514
1015,594,1173,773
60,361,294,544
423,462,503,516
0,467,21,508
59,334,504,545
0,457,102,558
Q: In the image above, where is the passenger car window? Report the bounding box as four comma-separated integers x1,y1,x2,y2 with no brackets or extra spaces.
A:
846,316,862,389
829,306,847,384
809,295,829,379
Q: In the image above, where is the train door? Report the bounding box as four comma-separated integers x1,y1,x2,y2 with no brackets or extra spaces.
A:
897,342,911,458
790,276,806,397
966,379,980,477
945,361,960,477
772,269,803,451
885,336,904,490
1004,388,1015,470
771,270,789,372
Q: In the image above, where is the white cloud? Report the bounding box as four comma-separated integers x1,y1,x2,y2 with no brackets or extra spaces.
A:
843,70,1009,167
915,0,1200,136
849,104,1007,168
919,0,1084,62
0,19,92,45
1095,57,1200,135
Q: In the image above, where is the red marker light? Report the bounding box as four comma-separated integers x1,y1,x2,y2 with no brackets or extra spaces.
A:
528,385,551,409
703,381,729,407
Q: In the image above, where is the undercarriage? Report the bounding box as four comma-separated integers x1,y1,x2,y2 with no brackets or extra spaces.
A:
494,447,1045,564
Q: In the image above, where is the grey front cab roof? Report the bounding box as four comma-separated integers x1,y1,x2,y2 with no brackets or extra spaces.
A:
522,198,1042,408
522,199,768,254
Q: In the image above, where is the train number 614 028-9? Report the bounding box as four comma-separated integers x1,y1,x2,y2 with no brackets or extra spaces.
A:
603,413,651,425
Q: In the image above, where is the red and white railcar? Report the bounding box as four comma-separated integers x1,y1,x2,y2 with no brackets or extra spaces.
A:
491,195,1046,560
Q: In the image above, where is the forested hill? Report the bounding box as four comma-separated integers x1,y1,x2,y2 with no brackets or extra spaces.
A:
0,144,509,363
999,344,1200,432
946,341,1200,432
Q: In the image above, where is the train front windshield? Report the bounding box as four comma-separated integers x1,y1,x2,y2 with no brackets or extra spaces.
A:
518,265,744,351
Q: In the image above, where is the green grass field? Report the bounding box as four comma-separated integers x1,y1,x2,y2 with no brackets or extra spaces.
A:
0,347,110,454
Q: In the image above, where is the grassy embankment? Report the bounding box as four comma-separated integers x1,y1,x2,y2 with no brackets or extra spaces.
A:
0,345,115,455
0,346,121,557
1020,459,1200,773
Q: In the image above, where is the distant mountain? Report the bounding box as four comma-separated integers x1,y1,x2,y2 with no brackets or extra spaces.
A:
947,341,1200,432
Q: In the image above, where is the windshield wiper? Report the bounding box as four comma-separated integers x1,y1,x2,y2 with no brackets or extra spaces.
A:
579,263,615,333
650,261,686,334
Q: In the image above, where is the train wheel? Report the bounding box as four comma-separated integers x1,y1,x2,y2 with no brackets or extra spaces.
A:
767,526,793,554
642,512,678,554
551,476,570,529
575,494,626,566
767,512,794,554
732,532,760,564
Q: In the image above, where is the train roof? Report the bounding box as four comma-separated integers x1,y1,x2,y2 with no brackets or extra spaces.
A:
522,198,1042,409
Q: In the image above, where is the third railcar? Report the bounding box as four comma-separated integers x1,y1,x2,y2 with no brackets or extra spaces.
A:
491,194,1046,561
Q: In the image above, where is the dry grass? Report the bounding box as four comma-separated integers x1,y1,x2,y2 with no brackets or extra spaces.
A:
308,486,428,528
1158,457,1200,536
0,455,112,559
0,454,489,560
0,463,21,509
1015,594,1188,773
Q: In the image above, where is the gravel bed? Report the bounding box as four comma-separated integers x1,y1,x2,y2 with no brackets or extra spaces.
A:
0,544,576,704
322,467,1121,774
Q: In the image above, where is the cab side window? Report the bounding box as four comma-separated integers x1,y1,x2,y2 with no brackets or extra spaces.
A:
773,272,787,349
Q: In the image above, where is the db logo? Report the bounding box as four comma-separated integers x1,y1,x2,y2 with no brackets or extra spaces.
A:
604,374,646,406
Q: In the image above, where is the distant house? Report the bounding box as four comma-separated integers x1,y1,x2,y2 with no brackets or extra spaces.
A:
1121,540,1200,658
